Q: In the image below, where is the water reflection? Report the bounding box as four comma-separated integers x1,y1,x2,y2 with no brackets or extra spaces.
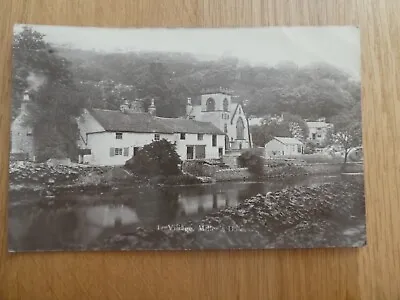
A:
8,175,352,251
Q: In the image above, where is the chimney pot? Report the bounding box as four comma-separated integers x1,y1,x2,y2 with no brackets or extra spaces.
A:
23,90,30,102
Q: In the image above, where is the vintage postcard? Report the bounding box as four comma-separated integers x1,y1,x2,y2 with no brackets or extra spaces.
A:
8,25,365,252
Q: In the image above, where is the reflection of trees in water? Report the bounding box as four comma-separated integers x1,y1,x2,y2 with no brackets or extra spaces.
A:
18,209,79,251
155,188,180,225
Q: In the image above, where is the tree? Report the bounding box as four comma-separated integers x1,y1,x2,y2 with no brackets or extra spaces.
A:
250,120,292,147
237,150,265,177
281,113,309,141
53,45,361,121
13,26,84,161
331,123,362,163
125,139,182,176
250,113,308,147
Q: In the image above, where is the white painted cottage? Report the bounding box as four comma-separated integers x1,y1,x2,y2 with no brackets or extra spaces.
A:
264,137,304,157
76,104,225,166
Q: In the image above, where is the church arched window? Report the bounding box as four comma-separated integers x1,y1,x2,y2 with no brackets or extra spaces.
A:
206,98,215,111
236,117,245,140
223,98,229,112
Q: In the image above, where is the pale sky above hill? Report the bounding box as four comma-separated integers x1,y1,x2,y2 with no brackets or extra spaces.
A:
14,24,360,79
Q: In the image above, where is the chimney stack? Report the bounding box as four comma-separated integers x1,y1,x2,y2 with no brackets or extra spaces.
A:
120,98,130,113
23,90,30,102
148,98,156,116
186,97,193,116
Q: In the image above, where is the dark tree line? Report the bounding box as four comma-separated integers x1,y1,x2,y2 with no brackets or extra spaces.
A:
12,27,85,161
12,26,361,161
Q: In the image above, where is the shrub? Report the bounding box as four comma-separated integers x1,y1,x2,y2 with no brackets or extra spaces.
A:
304,141,316,154
182,161,217,177
237,150,265,176
182,161,207,176
125,139,182,176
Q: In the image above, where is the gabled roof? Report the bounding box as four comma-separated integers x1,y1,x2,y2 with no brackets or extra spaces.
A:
230,103,240,124
89,109,223,135
156,117,224,135
273,137,303,145
306,121,333,128
90,109,173,133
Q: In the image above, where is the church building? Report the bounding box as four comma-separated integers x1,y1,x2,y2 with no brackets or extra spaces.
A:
185,87,252,151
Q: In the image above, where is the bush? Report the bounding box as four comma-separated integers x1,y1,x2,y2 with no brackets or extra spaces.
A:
125,139,182,176
182,161,207,176
304,141,316,154
237,150,265,176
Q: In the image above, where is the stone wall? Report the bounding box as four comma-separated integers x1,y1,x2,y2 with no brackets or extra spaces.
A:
222,155,239,168
302,162,363,174
182,161,220,177
215,168,251,181
214,162,363,182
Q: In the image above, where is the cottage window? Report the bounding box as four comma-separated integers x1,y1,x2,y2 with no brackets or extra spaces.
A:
197,133,203,141
317,134,322,138
187,146,194,160
297,145,302,153
317,127,322,130
180,133,186,140
116,132,123,139
114,148,122,156
154,133,160,141
224,124,228,133
212,135,217,147
123,147,129,156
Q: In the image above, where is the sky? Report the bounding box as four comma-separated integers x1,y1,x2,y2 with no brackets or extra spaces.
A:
14,24,360,78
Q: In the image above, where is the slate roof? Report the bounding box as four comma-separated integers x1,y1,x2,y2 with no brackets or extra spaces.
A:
90,109,223,135
156,117,224,135
90,109,173,133
306,121,333,128
273,137,303,145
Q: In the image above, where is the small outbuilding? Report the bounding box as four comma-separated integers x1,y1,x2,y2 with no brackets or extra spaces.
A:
264,137,304,157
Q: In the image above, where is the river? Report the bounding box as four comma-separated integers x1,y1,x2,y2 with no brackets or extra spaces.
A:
8,174,363,251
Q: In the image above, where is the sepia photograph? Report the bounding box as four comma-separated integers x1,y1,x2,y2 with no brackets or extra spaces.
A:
8,25,365,252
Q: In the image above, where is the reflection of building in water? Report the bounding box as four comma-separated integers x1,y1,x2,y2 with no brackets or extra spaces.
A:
176,191,240,216
74,205,140,246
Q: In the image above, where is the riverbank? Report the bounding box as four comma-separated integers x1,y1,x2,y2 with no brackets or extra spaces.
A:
215,162,363,182
8,160,364,203
99,179,366,250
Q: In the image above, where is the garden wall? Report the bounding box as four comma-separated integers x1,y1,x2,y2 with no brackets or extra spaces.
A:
215,168,251,181
214,163,363,182
302,162,363,174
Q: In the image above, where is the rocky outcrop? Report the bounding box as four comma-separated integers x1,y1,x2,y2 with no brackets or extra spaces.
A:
8,162,143,198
